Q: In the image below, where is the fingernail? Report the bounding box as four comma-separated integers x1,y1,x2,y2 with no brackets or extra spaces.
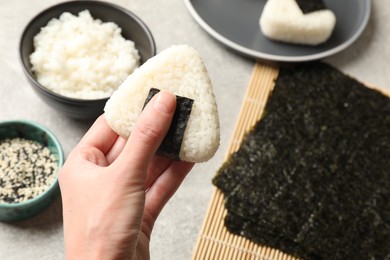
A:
153,91,176,114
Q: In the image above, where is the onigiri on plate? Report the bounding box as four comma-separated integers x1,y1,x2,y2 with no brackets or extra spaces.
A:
260,0,336,46
104,45,220,163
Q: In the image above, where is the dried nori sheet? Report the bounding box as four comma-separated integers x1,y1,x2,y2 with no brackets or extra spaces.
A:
295,0,327,14
225,211,318,259
143,88,194,160
213,62,390,259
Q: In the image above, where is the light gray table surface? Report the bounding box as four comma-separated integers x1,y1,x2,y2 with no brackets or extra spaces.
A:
0,1,389,259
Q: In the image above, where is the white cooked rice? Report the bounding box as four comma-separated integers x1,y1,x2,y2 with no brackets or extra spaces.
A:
30,10,140,99
260,0,336,46
104,45,220,163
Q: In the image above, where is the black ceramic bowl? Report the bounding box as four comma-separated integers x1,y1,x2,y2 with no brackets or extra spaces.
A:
20,0,156,119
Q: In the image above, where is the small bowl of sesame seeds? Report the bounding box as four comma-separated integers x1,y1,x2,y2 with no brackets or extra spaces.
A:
0,120,64,222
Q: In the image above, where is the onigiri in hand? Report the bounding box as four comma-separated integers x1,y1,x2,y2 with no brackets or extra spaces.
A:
260,0,336,45
104,45,220,163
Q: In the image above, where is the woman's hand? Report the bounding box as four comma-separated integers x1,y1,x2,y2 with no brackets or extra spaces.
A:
59,91,194,260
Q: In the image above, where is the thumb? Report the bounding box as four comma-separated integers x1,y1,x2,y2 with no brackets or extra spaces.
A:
114,90,176,180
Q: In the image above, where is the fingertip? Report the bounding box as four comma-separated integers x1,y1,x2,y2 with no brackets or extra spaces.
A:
152,90,176,115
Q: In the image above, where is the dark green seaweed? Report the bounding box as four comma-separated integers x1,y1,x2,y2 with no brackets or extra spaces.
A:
295,0,326,14
143,88,194,160
213,62,390,259
225,211,319,260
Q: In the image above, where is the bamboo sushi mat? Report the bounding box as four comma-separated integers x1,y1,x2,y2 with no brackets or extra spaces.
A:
192,62,299,260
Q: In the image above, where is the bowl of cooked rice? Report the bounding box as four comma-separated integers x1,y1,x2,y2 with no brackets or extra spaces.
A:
20,0,156,119
0,120,64,222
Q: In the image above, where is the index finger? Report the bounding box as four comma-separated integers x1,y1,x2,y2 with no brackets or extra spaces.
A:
78,114,119,154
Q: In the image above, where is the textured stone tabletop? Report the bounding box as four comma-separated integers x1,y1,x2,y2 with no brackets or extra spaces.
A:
0,0,389,259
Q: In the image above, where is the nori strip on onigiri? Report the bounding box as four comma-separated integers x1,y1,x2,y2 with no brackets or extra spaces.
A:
213,62,390,259
295,0,327,14
143,88,194,160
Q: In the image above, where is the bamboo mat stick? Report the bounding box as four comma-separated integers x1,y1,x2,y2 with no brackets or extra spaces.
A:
192,62,290,260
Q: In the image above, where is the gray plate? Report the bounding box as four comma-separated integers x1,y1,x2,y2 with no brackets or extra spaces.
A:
184,0,371,62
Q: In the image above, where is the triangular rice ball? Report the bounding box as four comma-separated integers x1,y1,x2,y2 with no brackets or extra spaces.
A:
260,0,336,45
104,45,220,162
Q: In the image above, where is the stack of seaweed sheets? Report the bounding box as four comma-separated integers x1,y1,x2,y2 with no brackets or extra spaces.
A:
212,63,390,259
